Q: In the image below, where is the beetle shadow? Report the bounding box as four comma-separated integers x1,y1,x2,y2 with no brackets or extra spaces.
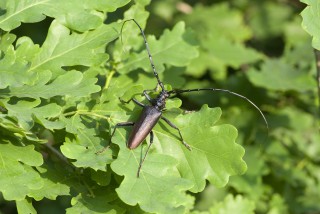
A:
157,120,181,143
117,100,145,121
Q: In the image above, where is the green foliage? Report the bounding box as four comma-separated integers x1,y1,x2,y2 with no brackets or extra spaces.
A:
0,0,319,213
209,194,255,214
301,0,320,50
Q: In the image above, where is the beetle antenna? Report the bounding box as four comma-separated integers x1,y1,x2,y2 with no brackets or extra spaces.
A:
121,19,165,91
168,88,269,131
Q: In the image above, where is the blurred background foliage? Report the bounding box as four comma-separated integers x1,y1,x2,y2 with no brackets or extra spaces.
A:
123,0,319,213
1,0,319,213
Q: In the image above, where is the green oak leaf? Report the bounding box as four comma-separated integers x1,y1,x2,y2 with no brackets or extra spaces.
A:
3,70,101,99
0,143,43,200
182,3,262,79
268,194,289,214
246,59,316,92
0,115,19,135
91,169,112,186
301,0,320,50
183,3,252,42
61,128,113,171
0,0,47,31
108,102,246,212
205,36,264,80
0,0,130,32
117,21,198,74
209,194,255,214
111,134,194,214
0,114,38,142
66,190,125,214
29,20,119,76
229,146,269,203
0,33,16,50
4,99,63,130
16,198,37,214
28,165,70,201
160,105,247,192
248,2,293,39
0,34,35,89
112,0,151,61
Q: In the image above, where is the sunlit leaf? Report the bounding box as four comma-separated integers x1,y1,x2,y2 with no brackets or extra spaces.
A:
0,143,43,200
210,194,255,214
301,0,320,50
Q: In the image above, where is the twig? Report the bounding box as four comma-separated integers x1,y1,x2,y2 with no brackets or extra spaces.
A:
314,49,320,125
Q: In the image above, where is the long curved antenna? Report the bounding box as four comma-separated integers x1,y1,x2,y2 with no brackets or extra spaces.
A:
121,19,165,91
168,88,269,130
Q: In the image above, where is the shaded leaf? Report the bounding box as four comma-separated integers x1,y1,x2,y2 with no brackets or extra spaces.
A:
247,59,316,92
67,190,125,214
28,165,70,200
0,143,43,200
182,3,262,79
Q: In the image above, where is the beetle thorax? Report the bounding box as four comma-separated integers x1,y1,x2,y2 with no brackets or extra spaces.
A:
154,90,169,111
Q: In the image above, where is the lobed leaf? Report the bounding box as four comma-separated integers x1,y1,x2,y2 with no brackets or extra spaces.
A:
61,127,113,172
0,143,43,200
182,3,263,80
29,20,119,76
28,165,70,201
161,105,247,192
301,0,320,50
247,59,316,92
4,99,63,130
0,0,130,32
111,135,194,214
66,191,125,214
209,194,255,214
229,146,269,204
117,21,198,74
3,70,101,99
108,102,246,212
16,198,37,214
0,34,35,89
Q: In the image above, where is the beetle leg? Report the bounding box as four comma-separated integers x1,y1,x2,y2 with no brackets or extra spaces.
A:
132,98,145,107
96,122,135,154
119,97,145,108
137,131,154,177
161,116,192,151
110,122,135,138
143,83,160,103
143,90,153,102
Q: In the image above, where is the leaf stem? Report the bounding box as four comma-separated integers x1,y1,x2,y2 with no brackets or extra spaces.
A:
105,70,115,89
63,110,111,121
314,49,320,126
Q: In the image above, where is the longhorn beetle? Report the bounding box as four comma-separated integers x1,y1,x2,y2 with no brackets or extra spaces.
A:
98,19,268,177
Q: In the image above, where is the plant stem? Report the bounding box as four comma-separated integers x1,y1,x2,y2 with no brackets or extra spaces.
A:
314,49,320,126
105,70,115,89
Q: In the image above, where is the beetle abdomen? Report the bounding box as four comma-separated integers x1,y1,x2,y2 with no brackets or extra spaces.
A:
127,106,162,149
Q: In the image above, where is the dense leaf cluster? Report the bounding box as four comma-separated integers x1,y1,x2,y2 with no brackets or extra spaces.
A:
0,0,318,213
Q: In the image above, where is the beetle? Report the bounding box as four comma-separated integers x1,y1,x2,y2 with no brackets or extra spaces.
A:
98,19,268,177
